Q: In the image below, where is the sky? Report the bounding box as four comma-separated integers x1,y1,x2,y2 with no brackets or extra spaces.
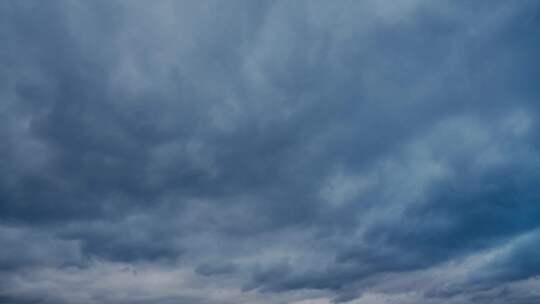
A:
1,1,540,303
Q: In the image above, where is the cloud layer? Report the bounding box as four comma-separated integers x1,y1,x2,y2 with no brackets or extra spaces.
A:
2,1,540,303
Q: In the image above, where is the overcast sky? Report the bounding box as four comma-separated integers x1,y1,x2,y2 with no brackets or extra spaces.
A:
2,1,540,303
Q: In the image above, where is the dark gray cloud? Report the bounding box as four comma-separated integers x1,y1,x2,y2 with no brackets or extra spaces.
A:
2,1,540,303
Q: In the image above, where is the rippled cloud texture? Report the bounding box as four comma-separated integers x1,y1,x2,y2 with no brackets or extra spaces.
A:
2,1,540,303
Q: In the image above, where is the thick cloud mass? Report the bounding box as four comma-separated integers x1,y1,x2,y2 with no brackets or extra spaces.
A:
2,1,540,303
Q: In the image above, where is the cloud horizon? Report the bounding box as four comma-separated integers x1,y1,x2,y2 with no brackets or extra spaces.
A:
2,1,540,303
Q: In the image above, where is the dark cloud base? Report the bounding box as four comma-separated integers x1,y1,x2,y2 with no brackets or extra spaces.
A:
2,1,540,303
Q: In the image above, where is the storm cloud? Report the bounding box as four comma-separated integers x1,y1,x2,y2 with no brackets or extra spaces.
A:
2,1,540,303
